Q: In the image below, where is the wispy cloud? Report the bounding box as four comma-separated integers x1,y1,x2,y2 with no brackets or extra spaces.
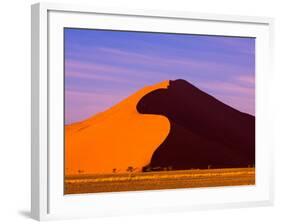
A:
198,80,254,97
64,29,255,122
236,75,255,87
65,59,173,84
191,74,255,115
67,45,248,76
65,89,129,124
97,47,243,73
215,94,255,115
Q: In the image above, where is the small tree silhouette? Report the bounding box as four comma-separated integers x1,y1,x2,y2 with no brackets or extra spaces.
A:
126,166,136,179
126,166,134,173
78,169,84,174
112,168,117,173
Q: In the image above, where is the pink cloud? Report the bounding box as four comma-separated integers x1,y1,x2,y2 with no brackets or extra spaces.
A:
65,59,168,83
65,46,255,119
67,46,246,85
236,75,255,86
192,77,255,115
198,81,254,96
98,47,235,72
215,94,255,115
65,90,129,123
65,60,133,83
66,70,130,83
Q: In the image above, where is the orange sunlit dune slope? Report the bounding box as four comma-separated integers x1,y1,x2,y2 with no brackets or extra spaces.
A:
65,81,170,175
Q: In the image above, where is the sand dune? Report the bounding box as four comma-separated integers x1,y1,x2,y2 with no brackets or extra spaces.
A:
137,79,255,170
65,81,170,175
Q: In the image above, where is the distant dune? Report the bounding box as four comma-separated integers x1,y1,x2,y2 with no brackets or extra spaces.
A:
65,81,170,175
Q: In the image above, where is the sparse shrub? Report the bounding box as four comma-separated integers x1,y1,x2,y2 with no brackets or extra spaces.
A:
126,166,134,173
127,166,137,179
78,169,84,174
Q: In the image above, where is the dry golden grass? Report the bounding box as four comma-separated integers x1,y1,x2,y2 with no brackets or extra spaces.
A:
64,167,255,194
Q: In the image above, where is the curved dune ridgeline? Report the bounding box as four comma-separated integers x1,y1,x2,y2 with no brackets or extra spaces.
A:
65,81,170,175
137,79,255,171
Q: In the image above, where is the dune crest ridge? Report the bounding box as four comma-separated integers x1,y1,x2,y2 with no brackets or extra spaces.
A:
65,80,170,175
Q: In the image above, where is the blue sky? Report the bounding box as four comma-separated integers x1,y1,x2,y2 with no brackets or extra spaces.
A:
65,28,255,124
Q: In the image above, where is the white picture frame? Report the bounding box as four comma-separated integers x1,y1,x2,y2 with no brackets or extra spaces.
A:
31,2,274,221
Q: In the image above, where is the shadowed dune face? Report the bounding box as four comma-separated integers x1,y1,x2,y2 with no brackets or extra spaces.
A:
65,81,171,175
137,79,255,170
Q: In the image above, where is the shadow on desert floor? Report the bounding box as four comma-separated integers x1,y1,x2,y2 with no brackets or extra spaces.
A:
18,210,31,219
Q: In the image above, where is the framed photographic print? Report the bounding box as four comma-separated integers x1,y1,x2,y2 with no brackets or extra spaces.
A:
31,2,274,221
